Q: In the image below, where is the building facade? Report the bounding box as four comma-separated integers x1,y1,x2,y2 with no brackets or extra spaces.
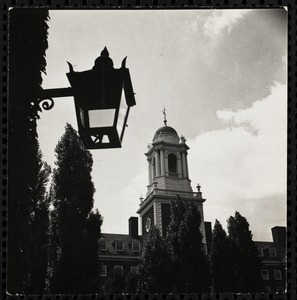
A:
98,217,141,292
254,226,286,293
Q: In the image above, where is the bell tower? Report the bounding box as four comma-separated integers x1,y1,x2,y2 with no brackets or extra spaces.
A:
137,117,207,250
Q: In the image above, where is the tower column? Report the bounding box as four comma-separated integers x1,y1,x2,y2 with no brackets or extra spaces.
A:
182,152,188,178
160,149,165,175
154,202,162,236
151,158,155,179
155,151,160,177
164,153,169,176
177,156,182,178
185,153,189,178
148,159,152,184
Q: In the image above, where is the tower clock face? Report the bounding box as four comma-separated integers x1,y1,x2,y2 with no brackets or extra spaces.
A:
145,217,151,233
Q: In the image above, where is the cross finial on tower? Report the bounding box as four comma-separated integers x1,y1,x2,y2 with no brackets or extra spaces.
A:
162,107,167,126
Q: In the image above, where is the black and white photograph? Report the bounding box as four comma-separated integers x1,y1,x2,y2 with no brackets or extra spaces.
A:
7,8,287,296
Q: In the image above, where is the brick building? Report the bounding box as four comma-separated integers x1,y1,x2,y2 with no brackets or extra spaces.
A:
254,226,286,293
98,217,141,292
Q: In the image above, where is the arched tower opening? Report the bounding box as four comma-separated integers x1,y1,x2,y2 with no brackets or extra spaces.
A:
168,153,177,177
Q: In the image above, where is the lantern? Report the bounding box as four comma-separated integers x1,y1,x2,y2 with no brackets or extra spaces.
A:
66,47,136,149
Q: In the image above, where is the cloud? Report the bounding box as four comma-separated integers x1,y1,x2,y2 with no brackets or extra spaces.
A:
203,10,249,40
188,82,287,240
185,10,248,40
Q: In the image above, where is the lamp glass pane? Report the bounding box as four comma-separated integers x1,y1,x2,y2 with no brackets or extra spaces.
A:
89,109,115,128
80,108,85,127
116,92,128,137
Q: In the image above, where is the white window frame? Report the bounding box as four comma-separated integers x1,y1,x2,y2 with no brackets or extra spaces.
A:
257,247,264,257
274,270,282,280
100,265,107,277
276,286,284,293
114,265,123,273
99,239,107,250
115,240,124,251
261,269,269,280
132,241,140,252
269,247,277,257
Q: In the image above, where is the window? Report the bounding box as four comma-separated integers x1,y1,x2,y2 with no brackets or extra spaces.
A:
130,266,139,273
145,218,151,233
269,248,277,257
115,240,124,251
257,247,263,256
114,266,123,273
99,239,107,250
264,287,271,293
276,287,284,293
99,265,107,277
274,270,282,280
168,153,177,175
132,241,140,252
261,269,269,280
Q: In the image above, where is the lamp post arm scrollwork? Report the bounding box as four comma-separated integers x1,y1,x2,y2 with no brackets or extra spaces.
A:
36,87,74,112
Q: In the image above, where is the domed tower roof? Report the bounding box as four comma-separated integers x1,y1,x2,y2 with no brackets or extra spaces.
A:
153,125,180,143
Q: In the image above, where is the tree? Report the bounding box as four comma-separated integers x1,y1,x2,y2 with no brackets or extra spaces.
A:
210,220,235,293
139,225,170,293
227,211,264,292
48,124,103,294
105,269,126,294
166,196,210,293
7,9,49,294
125,270,140,294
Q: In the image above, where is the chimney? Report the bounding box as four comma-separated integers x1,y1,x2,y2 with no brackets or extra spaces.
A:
129,217,138,238
271,226,286,247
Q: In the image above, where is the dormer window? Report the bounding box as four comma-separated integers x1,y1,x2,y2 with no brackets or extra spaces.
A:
115,240,124,251
269,248,277,257
99,239,107,251
132,241,140,252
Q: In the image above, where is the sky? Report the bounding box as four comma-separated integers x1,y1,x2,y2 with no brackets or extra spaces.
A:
37,9,287,241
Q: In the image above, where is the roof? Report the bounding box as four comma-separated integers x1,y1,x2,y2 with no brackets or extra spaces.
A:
99,233,141,257
153,125,180,143
155,125,178,136
254,240,286,262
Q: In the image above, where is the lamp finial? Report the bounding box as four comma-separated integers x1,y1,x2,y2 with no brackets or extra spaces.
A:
101,47,109,57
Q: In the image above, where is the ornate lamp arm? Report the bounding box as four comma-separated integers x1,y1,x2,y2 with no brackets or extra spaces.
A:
36,87,74,112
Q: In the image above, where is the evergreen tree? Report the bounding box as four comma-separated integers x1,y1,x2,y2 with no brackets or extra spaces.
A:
48,124,103,293
139,225,170,293
125,270,140,294
227,211,263,292
26,149,51,294
105,270,125,294
7,9,49,293
166,196,210,293
210,220,235,293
